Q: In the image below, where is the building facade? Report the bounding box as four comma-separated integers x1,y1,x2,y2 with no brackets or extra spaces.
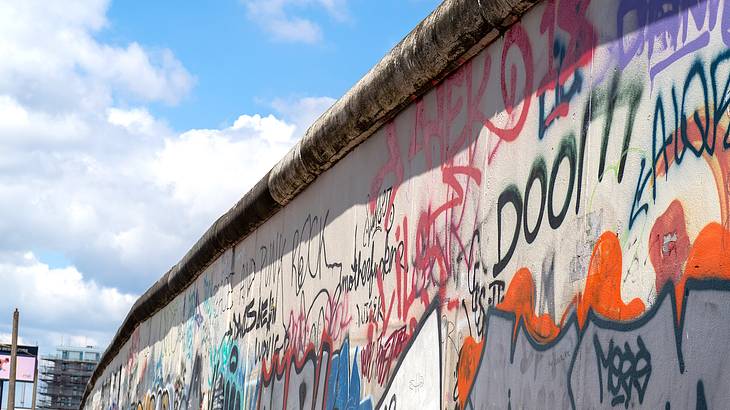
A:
0,344,38,410
38,346,100,410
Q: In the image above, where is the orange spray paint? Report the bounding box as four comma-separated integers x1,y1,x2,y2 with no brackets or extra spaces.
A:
457,336,483,409
676,222,730,319
498,268,560,343
575,232,645,329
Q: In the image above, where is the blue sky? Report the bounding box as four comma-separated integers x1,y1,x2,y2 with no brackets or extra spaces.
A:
0,0,440,353
100,0,440,131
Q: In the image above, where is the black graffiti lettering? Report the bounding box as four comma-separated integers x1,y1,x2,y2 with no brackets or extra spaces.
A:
597,72,642,184
244,300,256,333
382,394,397,410
575,96,589,215
524,157,547,244
461,229,490,336
651,94,672,204
363,187,394,246
711,50,730,150
496,132,581,273
488,280,505,305
356,295,385,326
629,158,651,230
696,380,707,410
681,61,712,157
253,232,287,300
547,135,576,230
253,331,282,364
575,72,642,216
291,210,343,296
348,227,379,297
631,51,730,230
594,335,652,409
229,290,277,339
597,73,618,182
349,206,405,297
494,185,522,277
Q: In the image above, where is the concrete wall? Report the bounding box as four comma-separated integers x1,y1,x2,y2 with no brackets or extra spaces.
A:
83,0,730,408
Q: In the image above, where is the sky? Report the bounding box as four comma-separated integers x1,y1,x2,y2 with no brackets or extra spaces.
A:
0,0,440,353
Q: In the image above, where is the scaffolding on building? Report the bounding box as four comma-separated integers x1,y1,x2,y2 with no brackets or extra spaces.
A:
37,347,100,410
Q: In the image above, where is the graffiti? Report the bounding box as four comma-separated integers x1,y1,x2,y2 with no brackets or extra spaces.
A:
617,0,730,79
461,277,730,409
208,337,259,410
464,217,730,409
630,50,730,229
593,335,652,408
325,338,372,410
493,134,578,277
282,285,352,358
229,290,278,340
257,336,372,410
354,295,385,327
360,324,409,386
84,1,730,410
291,210,343,296
131,383,186,410
649,200,691,291
349,192,405,299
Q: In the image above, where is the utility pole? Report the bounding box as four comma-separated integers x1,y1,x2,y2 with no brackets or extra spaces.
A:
7,308,19,410
31,356,38,410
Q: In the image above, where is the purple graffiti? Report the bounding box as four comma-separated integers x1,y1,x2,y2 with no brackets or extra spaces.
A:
617,0,728,80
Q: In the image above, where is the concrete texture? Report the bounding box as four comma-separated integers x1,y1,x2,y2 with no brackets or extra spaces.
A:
82,0,730,409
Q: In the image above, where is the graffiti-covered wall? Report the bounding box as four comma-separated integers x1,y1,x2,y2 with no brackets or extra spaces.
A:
83,1,730,409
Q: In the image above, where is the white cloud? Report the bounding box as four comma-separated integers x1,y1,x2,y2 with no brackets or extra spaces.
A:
0,95,89,145
0,0,193,110
151,98,334,218
241,0,349,44
152,113,298,217
271,95,335,131
271,16,323,44
107,107,165,136
152,99,335,218
0,252,136,343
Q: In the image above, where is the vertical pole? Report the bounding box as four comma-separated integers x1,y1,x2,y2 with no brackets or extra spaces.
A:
30,356,37,410
7,308,19,410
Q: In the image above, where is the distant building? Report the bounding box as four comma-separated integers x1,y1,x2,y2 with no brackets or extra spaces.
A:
38,346,101,410
0,344,39,410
